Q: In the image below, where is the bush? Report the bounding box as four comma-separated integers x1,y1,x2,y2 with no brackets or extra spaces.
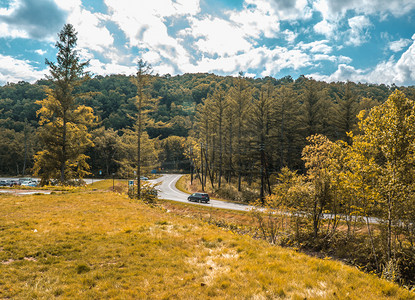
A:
395,249,415,286
216,183,258,203
140,182,158,204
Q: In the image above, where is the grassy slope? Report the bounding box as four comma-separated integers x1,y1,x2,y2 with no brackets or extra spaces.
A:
0,190,413,299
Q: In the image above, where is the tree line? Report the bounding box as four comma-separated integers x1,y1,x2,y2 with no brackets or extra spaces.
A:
0,66,407,179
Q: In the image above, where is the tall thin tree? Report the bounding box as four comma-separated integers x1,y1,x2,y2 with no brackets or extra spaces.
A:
33,24,96,185
130,60,157,198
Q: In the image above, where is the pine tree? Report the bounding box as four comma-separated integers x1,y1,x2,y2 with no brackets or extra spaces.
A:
331,82,359,144
128,60,159,198
228,74,251,191
33,24,96,185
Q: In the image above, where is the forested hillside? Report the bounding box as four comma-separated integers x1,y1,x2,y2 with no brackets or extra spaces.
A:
1,73,411,177
0,74,413,177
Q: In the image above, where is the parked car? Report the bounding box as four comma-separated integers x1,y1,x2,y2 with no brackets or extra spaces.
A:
21,180,38,187
9,180,20,186
140,176,149,180
187,192,210,203
0,180,7,186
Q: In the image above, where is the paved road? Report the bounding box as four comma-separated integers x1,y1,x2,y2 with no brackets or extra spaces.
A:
151,174,384,225
151,174,253,212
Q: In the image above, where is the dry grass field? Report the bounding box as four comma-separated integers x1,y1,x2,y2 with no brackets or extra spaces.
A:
0,184,414,299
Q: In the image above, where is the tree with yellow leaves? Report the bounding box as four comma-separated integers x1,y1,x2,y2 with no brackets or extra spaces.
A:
33,24,96,185
350,90,415,261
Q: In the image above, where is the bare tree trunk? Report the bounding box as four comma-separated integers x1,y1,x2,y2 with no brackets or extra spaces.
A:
387,192,392,261
260,143,265,204
228,121,233,183
61,113,67,183
203,147,215,190
366,215,379,271
22,125,28,176
200,143,205,192
137,91,142,199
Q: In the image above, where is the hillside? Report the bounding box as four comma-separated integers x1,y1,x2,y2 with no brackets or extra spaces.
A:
2,74,414,176
0,189,413,299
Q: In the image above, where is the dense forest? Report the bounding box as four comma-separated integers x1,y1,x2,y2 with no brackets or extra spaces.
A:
1,72,412,178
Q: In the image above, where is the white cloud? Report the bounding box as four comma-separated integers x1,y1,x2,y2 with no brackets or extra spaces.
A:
313,54,352,64
104,0,194,72
0,0,29,39
87,58,136,76
51,0,116,58
228,0,280,39
313,19,337,38
0,0,66,40
346,15,372,46
282,29,298,43
0,22,28,38
307,64,365,83
54,0,81,12
34,49,47,56
308,40,415,85
183,16,252,57
0,54,46,84
388,38,411,52
67,9,113,54
181,46,312,77
393,40,415,84
313,0,414,45
297,40,332,54
261,0,312,21
314,0,415,20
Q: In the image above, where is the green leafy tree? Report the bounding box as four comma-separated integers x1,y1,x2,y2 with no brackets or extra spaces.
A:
159,135,187,171
33,24,96,185
117,129,158,179
91,127,119,176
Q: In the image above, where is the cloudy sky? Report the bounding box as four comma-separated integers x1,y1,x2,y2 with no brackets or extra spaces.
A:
0,0,414,86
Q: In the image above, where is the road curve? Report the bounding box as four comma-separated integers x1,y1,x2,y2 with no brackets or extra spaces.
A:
151,174,253,212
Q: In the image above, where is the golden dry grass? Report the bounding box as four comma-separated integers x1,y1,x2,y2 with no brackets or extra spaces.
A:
0,191,413,299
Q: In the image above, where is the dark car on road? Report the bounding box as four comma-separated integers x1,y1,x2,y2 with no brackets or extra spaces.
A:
187,192,210,203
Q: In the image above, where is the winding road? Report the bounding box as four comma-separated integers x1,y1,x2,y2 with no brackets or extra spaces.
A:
151,174,253,212
151,174,383,225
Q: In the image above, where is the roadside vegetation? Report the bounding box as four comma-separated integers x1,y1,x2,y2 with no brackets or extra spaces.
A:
1,189,414,299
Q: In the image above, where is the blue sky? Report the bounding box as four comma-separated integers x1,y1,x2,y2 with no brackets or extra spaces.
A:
0,0,414,86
